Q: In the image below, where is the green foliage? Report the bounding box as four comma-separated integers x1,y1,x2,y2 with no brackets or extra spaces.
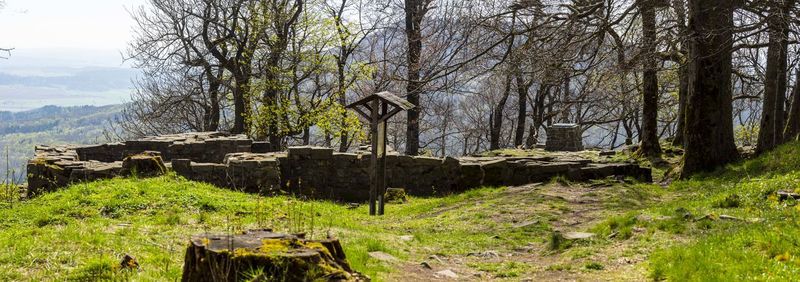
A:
735,124,760,147
243,1,374,144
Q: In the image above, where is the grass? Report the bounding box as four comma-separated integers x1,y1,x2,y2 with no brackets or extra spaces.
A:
481,147,612,162
5,141,800,280
640,142,800,281
0,173,553,281
564,140,800,281
467,261,529,278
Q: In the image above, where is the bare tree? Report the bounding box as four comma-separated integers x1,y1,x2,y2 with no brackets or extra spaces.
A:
756,0,796,153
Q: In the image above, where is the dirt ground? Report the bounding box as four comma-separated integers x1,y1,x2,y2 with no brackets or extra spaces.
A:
384,182,661,281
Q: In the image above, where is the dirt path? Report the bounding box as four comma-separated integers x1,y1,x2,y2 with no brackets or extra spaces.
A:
385,182,658,281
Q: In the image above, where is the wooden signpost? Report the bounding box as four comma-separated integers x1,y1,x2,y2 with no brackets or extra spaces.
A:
347,91,414,216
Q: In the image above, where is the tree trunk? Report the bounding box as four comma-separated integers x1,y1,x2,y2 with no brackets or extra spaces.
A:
337,61,350,152
514,71,528,147
785,70,800,141
204,68,222,132
526,84,548,147
207,87,221,132
674,64,688,146
681,0,739,177
671,0,688,147
638,0,662,157
623,120,634,146
756,0,794,153
491,75,513,150
263,52,283,145
302,127,311,145
560,76,571,123
441,110,448,157
231,74,249,135
404,0,425,156
324,133,332,147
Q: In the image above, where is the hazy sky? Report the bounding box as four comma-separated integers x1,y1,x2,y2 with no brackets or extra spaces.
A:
0,0,147,111
0,0,147,67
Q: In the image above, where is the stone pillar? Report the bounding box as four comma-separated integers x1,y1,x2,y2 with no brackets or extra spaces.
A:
545,124,584,152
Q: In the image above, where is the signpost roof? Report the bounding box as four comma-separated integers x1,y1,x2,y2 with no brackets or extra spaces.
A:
347,91,415,111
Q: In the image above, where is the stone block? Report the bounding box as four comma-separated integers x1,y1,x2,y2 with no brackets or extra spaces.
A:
172,159,192,177
413,156,443,167
459,162,484,189
287,146,333,160
545,124,584,152
482,159,510,186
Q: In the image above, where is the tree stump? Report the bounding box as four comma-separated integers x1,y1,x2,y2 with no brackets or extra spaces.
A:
121,151,166,177
181,229,361,282
384,188,408,204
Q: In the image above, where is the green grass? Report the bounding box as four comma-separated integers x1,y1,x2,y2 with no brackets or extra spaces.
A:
640,141,800,281
467,261,529,278
0,174,532,281
6,141,800,280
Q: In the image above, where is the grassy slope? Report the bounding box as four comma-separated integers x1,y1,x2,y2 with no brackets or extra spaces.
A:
1,142,799,281
0,173,662,281
0,174,552,281
641,142,800,281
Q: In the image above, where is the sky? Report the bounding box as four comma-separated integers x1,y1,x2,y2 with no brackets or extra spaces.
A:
0,0,148,111
0,0,147,67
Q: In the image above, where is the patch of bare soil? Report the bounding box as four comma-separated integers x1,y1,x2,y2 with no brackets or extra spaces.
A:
387,182,659,281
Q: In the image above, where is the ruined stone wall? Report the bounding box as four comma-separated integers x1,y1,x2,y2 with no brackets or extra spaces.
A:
171,147,652,202
75,132,255,163
26,132,652,201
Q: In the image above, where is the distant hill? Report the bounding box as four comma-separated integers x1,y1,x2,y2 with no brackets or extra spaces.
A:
0,105,123,183
0,63,135,112
0,67,135,92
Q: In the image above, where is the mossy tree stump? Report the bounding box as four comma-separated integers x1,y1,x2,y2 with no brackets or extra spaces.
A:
121,151,166,177
181,229,360,281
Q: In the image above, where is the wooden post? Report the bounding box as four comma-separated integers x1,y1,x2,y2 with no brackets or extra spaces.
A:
369,99,379,216
377,102,388,215
346,92,414,216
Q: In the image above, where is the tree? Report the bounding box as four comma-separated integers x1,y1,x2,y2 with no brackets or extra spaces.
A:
671,0,689,147
324,0,381,152
251,0,304,144
636,0,663,157
125,0,232,136
199,0,261,134
403,0,429,155
490,73,513,150
756,0,796,153
786,69,800,140
681,0,740,177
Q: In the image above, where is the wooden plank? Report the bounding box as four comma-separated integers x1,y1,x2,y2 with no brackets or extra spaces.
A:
379,106,404,123
375,91,415,110
346,91,415,112
352,106,371,120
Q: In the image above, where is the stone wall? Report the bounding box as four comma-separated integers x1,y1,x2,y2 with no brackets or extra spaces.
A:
75,132,256,163
26,132,652,201
546,124,584,152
